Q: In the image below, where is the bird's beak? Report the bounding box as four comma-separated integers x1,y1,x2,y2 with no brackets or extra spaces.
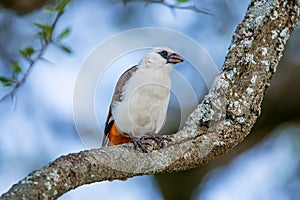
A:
167,53,184,64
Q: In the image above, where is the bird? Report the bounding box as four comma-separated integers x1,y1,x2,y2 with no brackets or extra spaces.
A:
102,46,183,152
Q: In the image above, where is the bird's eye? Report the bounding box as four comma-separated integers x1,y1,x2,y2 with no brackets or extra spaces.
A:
158,50,168,59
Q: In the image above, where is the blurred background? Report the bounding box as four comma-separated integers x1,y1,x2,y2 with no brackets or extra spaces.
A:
0,0,300,199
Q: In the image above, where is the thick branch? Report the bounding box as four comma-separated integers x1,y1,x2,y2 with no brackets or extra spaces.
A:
1,0,299,199
0,0,51,15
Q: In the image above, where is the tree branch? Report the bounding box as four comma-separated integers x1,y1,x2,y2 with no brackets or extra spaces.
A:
1,0,299,199
122,0,212,15
0,0,52,15
0,0,71,102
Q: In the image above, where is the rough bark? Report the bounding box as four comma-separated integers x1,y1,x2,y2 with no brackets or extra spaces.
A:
1,0,300,199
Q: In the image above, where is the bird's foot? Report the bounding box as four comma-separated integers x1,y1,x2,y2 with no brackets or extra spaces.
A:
141,134,171,149
130,136,150,153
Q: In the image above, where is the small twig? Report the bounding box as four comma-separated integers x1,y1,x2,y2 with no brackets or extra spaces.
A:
0,6,67,102
123,0,212,15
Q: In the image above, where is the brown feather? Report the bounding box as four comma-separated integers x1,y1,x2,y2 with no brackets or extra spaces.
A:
102,65,138,146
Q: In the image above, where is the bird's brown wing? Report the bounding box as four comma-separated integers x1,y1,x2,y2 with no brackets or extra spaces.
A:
102,65,138,146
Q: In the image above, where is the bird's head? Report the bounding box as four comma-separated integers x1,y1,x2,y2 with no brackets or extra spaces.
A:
139,47,184,71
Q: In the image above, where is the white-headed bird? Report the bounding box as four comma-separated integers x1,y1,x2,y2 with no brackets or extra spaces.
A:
102,47,183,152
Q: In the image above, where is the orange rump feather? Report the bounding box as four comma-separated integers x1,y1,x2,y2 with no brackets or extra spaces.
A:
108,123,131,146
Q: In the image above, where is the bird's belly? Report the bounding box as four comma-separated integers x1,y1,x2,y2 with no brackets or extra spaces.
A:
113,84,170,138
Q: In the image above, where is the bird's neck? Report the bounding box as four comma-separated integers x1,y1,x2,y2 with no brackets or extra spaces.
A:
139,61,173,74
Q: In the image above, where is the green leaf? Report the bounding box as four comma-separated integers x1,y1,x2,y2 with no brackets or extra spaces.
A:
44,5,56,13
57,27,71,41
35,23,53,41
0,77,15,87
10,61,22,74
35,23,52,32
0,77,11,83
56,0,71,14
19,47,35,58
59,44,72,54
177,0,189,2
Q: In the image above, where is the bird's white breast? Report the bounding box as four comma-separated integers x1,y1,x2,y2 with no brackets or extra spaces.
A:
112,67,171,138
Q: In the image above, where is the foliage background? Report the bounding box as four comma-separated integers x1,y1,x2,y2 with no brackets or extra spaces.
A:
0,0,300,199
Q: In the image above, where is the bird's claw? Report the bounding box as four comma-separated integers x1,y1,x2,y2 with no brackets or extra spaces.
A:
130,135,171,152
130,137,150,153
141,135,171,149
